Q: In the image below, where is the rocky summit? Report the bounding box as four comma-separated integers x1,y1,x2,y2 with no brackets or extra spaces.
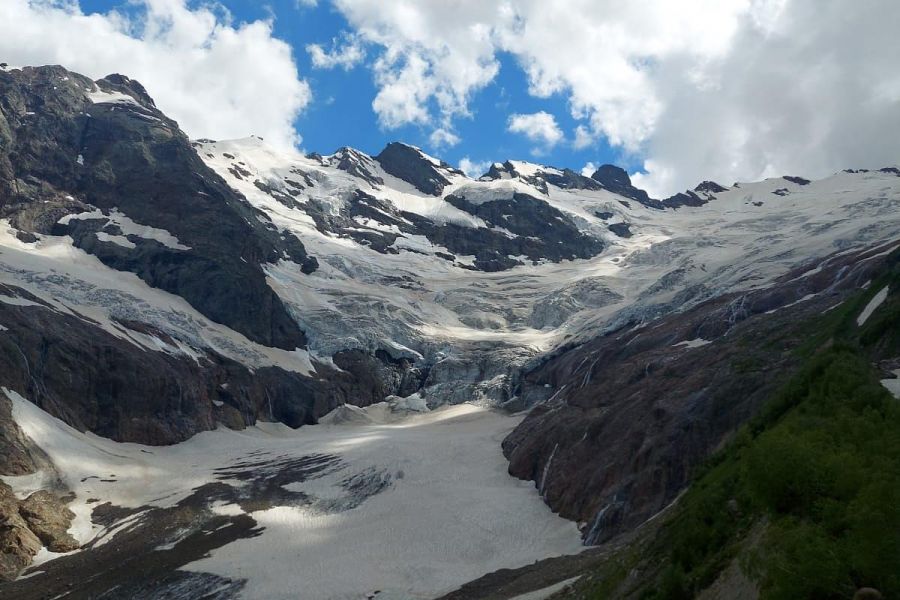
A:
0,64,899,599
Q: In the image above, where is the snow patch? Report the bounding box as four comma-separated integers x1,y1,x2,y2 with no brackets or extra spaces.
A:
86,89,138,106
59,208,191,251
857,286,889,326
0,293,41,307
95,231,136,249
673,338,712,349
509,576,582,600
881,370,900,399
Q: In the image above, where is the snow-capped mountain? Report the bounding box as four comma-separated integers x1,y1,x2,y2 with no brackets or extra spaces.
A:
0,65,898,598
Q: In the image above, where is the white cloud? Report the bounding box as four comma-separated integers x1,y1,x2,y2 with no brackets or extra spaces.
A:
580,162,598,177
429,127,461,149
507,111,564,151
573,125,594,150
306,32,365,70
333,0,500,129
459,157,491,178
0,0,311,150
329,0,900,195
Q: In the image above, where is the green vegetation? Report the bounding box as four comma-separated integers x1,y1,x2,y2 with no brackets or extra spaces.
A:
586,254,900,600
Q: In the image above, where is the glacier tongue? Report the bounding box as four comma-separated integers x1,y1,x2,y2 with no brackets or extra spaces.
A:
198,137,900,408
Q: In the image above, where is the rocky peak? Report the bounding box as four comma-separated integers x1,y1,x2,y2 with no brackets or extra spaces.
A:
325,146,384,187
660,180,728,209
0,64,313,350
590,164,631,188
590,164,663,208
694,180,728,193
483,161,516,180
541,168,603,191
374,142,462,196
483,161,601,193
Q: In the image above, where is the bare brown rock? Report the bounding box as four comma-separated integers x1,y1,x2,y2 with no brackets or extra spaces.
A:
504,245,894,542
19,491,79,553
0,482,42,582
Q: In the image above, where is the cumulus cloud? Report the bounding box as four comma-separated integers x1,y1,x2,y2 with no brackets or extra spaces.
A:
333,0,500,130
0,0,311,150
580,162,598,177
573,125,594,150
507,111,564,152
329,0,900,195
429,127,461,149
307,32,365,70
459,157,491,178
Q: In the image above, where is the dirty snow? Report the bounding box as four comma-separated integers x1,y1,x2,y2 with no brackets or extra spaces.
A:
5,390,584,600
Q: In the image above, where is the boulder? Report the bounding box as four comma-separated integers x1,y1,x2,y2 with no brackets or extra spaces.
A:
0,482,42,581
18,491,79,553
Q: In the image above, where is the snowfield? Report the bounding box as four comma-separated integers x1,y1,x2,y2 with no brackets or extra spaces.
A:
3,390,584,600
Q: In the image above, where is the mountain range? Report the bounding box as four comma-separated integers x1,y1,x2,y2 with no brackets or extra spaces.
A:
0,64,898,600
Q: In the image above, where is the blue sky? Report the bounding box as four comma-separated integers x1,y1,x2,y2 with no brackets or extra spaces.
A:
77,0,620,175
9,0,895,194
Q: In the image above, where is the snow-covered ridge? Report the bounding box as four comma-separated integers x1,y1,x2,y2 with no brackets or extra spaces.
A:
193,136,900,407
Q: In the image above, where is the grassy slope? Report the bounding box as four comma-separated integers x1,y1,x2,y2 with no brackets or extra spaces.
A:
570,251,900,600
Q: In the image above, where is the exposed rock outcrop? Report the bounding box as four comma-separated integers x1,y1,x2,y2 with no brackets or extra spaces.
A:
375,142,461,195
504,244,896,543
0,65,313,350
0,482,78,581
18,491,78,552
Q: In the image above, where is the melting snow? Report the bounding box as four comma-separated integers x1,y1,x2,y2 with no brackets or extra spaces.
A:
86,89,138,105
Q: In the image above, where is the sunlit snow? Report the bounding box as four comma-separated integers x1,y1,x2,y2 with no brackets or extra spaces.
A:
4,389,584,600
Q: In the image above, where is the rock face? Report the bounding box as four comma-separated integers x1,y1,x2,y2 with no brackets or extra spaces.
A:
484,161,603,194
18,491,78,552
0,66,437,449
0,482,78,581
0,65,313,350
503,244,896,542
375,142,461,195
0,283,430,445
0,482,42,581
590,165,663,208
